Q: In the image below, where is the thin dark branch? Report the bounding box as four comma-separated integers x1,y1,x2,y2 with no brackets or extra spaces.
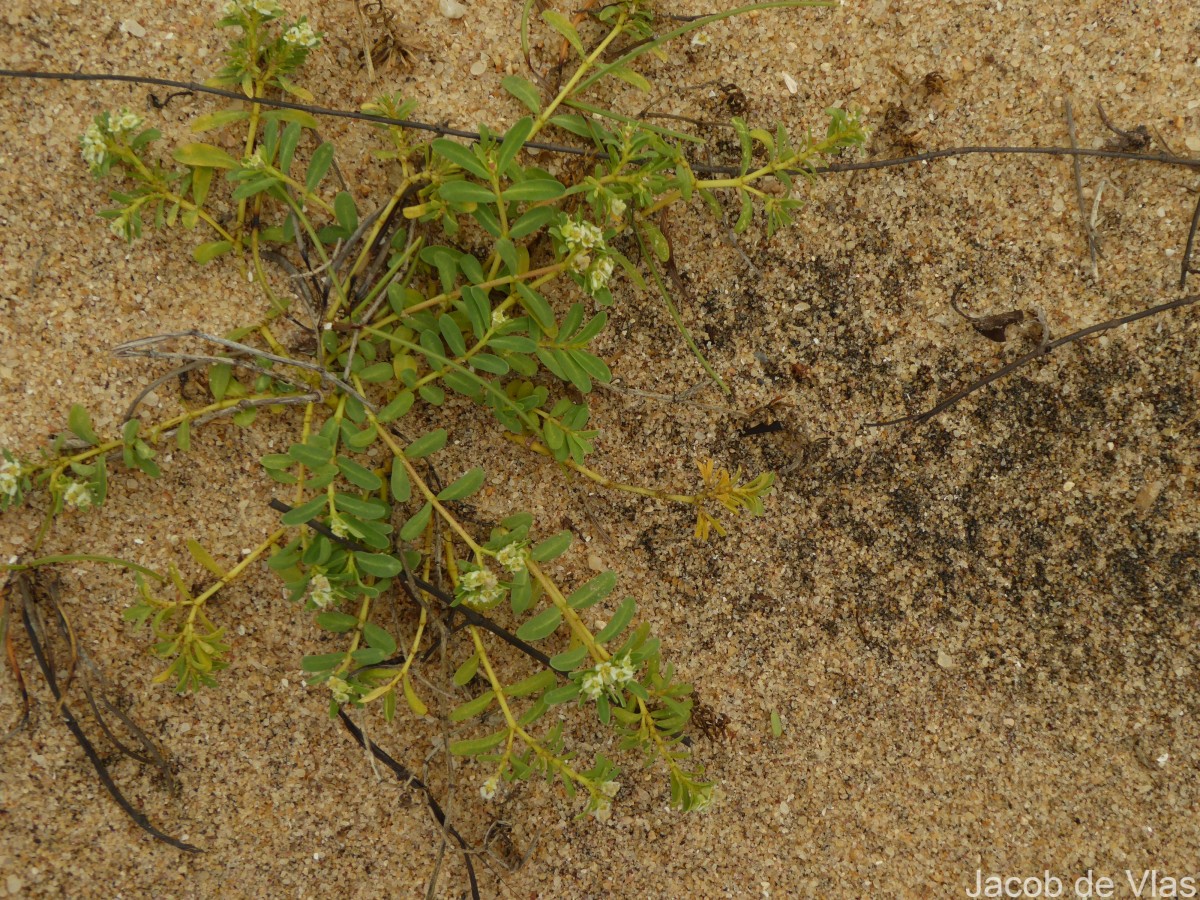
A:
337,710,480,900
867,294,1200,428
1181,191,1200,290
4,69,1200,179
1064,96,1100,278
16,575,201,853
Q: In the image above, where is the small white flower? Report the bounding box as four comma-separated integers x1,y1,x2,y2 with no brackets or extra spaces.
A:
569,251,591,274
608,654,636,685
283,19,320,49
586,256,614,294
490,308,509,329
109,216,130,240
80,122,107,168
480,776,499,800
495,541,527,575
581,670,604,700
587,792,614,823
327,675,352,704
248,0,283,17
111,109,143,135
244,147,267,170
599,780,620,799
329,513,349,539
609,197,627,221
457,566,505,610
560,219,604,252
0,471,19,502
63,480,93,509
690,31,712,48
309,573,335,608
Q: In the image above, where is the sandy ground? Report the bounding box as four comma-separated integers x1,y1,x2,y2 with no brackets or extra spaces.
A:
1,1,1198,897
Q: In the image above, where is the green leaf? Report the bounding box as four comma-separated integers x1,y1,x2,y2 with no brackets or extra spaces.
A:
377,389,414,423
336,456,382,491
438,314,467,357
333,493,388,520
193,240,233,264
173,142,239,169
208,363,233,401
262,107,320,130
305,142,334,193
604,63,652,92
404,429,447,459
390,460,412,503
437,467,485,501
496,116,533,176
495,238,518,276
301,652,344,672
185,539,225,577
453,653,480,686
315,611,358,632
352,647,387,666
431,139,491,180
463,286,490,340
67,404,100,446
450,690,495,722
735,191,754,233
516,606,562,642
333,191,358,233
450,730,508,756
501,75,541,114
509,204,558,239
516,283,556,332
191,166,214,209
280,495,328,526
595,596,636,644
363,622,398,656
356,553,403,578
469,353,509,375
531,530,572,562
567,570,617,609
544,682,581,705
190,108,250,133
550,644,589,672
502,178,566,202
358,362,393,384
543,9,583,56
278,121,302,174
288,442,332,469
640,219,670,262
274,75,314,103
399,502,433,541
506,670,557,698
438,180,495,205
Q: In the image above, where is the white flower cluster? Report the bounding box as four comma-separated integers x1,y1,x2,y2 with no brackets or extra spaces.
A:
309,573,335,608
580,654,637,700
560,219,604,252
479,775,499,801
560,218,614,296
283,19,320,49
225,0,283,18
62,480,93,510
586,780,621,823
80,123,107,168
495,540,527,575
80,110,143,171
0,455,22,504
327,675,352,704
456,565,505,610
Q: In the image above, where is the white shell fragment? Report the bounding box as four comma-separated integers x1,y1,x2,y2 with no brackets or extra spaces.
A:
439,0,468,19
782,72,798,94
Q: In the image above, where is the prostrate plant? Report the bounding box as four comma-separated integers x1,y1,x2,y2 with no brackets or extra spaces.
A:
2,0,863,826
